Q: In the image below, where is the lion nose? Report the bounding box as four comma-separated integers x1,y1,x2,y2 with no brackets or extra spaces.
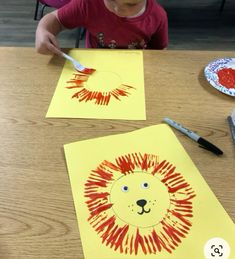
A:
136,199,147,207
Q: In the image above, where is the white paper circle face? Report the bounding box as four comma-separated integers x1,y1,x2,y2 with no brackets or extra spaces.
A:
204,237,231,259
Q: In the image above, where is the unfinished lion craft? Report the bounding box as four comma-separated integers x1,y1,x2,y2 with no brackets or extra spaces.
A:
64,124,235,259
46,50,145,120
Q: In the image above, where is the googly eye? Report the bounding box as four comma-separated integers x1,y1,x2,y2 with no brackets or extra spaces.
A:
141,182,149,189
121,186,129,192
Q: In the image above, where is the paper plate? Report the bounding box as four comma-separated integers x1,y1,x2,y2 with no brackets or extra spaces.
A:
204,58,235,97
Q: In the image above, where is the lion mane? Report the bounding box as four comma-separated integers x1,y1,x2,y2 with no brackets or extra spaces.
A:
84,152,196,255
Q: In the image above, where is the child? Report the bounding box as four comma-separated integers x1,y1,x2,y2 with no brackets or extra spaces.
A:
35,0,168,55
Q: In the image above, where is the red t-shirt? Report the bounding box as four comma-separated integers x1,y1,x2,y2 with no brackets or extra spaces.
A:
58,0,168,49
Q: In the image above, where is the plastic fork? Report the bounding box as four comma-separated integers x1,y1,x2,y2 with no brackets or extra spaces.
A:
62,52,96,74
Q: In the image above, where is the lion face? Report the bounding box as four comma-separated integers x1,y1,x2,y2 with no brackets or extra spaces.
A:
110,172,170,228
84,153,196,255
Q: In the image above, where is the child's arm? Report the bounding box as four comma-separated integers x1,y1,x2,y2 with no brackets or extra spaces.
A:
35,10,64,55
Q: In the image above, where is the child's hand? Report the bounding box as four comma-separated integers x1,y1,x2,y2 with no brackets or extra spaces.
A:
35,11,63,56
35,29,62,56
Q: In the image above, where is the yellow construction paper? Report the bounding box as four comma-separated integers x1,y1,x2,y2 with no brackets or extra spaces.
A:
46,50,146,120
64,124,235,259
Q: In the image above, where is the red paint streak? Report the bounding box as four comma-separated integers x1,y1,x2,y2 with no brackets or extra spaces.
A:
92,214,108,228
170,194,196,206
78,68,96,74
85,179,108,188
116,155,135,174
168,183,190,193
102,160,120,172
89,203,113,219
96,215,116,234
178,222,190,232
167,175,183,185
84,187,99,193
141,154,149,171
161,169,177,183
86,198,105,208
66,80,84,86
114,225,129,252
144,236,153,254
85,192,109,201
132,152,143,167
151,229,172,253
105,225,128,251
160,230,176,251
92,166,114,181
111,85,134,100
148,235,157,253
130,235,134,255
152,160,167,175
217,68,235,89
124,235,129,254
170,210,193,226
86,200,107,211
66,73,88,88
87,201,109,213
67,72,135,106
134,229,147,255
71,88,111,105
162,221,186,244
175,208,193,213
171,179,186,187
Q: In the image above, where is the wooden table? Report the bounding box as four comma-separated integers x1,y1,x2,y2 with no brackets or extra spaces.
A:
0,47,234,259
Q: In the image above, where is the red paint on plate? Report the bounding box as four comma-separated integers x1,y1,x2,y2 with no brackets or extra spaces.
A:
217,68,235,89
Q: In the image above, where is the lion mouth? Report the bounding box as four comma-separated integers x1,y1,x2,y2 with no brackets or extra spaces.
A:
136,199,151,215
138,207,151,215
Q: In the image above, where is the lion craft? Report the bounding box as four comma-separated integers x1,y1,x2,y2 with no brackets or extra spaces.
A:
64,124,235,259
85,153,195,255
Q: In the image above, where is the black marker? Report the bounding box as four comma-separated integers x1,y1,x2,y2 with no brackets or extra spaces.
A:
163,117,223,155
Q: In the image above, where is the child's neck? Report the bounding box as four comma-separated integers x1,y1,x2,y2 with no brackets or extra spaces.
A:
126,0,146,18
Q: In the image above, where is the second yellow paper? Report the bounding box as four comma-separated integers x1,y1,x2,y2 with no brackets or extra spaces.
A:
64,124,235,259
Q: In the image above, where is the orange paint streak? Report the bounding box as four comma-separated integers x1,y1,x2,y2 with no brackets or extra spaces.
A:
66,72,135,105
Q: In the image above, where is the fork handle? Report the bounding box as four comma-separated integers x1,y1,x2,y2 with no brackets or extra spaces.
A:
61,52,75,62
